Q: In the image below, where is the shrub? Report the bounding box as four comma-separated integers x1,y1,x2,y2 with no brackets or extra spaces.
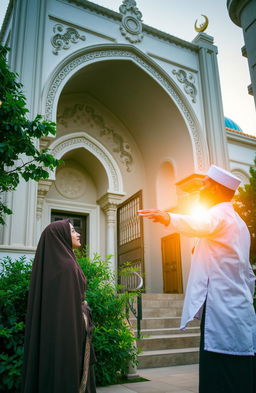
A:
0,254,137,391
0,256,32,392
77,252,138,385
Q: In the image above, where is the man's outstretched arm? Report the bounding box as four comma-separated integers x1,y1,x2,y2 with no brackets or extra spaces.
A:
138,209,170,226
138,208,222,237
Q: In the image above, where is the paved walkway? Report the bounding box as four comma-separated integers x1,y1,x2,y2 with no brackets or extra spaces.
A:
96,364,199,393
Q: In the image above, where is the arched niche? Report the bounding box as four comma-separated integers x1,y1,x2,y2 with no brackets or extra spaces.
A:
231,168,249,187
156,161,177,210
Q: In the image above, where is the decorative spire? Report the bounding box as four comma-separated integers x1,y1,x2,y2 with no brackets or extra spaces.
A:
119,0,143,43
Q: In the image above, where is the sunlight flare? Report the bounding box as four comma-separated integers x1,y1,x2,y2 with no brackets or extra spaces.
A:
189,203,208,218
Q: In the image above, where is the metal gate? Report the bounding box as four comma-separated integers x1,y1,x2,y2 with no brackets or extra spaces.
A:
117,190,145,288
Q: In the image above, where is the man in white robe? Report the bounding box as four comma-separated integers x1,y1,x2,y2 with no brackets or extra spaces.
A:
138,165,256,393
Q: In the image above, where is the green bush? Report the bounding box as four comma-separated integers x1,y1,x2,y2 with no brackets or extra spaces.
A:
0,256,32,392
0,254,137,391
77,252,138,386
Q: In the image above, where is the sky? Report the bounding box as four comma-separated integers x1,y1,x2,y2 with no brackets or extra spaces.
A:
1,0,256,136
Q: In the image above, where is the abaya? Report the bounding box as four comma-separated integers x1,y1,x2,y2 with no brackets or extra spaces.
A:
21,219,96,393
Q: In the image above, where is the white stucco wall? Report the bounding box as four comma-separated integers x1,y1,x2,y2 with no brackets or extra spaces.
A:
227,131,256,185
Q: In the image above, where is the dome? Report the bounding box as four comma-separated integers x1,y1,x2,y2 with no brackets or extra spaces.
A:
224,117,243,132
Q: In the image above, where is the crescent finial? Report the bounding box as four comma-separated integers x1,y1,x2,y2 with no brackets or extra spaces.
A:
194,14,209,33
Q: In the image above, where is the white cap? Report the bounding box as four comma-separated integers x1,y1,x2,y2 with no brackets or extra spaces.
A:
207,165,241,191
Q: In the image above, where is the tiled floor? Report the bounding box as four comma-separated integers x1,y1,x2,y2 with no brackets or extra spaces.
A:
96,364,199,393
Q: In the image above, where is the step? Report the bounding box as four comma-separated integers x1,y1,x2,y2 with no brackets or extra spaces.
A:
137,333,200,351
130,317,200,329
141,308,182,317
138,326,200,336
141,299,185,308
141,293,184,300
129,294,201,369
138,347,199,368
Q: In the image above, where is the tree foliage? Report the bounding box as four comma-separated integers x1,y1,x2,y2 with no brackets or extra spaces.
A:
233,156,256,268
0,45,59,224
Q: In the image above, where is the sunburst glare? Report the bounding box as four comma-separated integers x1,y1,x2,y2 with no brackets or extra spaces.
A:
189,203,208,218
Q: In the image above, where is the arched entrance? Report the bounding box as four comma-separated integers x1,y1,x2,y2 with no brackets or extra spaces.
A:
38,132,124,270
41,45,210,292
42,44,209,172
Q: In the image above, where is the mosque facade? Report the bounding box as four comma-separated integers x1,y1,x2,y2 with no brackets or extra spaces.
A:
0,0,255,293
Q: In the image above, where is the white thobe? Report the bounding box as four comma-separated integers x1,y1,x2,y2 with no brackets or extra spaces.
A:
168,202,256,355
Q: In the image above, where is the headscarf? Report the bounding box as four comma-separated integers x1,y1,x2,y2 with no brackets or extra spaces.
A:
22,219,86,393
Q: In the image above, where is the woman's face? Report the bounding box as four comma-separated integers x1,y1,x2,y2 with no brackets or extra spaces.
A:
69,223,81,249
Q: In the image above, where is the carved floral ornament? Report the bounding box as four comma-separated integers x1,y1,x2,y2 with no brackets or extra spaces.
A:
119,0,143,43
172,69,197,103
51,24,85,55
57,104,133,172
45,48,207,170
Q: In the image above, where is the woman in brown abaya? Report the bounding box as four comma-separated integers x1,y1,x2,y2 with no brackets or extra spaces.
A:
21,219,96,393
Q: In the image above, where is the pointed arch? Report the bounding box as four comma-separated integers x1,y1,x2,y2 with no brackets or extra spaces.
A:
42,43,209,171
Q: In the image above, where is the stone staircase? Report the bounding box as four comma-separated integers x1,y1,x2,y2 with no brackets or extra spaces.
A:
130,293,200,369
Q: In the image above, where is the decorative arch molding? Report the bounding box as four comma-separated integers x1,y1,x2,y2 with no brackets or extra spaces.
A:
231,168,249,186
42,43,209,171
48,132,124,194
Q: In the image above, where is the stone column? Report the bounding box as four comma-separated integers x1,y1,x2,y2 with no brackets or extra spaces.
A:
35,179,54,242
193,33,230,169
9,0,48,117
97,192,124,274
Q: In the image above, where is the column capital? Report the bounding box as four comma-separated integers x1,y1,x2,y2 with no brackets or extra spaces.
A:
37,179,54,219
175,172,205,214
176,172,205,193
192,33,217,53
97,192,125,273
39,135,55,150
97,192,125,213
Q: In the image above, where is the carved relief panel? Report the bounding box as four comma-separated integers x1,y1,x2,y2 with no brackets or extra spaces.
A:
51,23,86,55
57,94,135,173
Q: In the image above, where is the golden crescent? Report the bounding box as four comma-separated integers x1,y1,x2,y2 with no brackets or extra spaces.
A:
194,14,209,32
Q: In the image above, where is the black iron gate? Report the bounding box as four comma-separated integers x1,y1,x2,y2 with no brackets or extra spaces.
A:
117,190,145,288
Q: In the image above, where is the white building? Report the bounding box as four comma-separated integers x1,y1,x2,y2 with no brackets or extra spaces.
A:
1,0,255,294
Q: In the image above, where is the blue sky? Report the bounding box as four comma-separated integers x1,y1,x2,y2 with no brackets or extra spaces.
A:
1,0,255,135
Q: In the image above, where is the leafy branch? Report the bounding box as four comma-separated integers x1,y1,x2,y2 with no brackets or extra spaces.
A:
0,45,60,224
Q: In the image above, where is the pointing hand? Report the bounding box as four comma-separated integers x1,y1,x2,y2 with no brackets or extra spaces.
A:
138,209,170,226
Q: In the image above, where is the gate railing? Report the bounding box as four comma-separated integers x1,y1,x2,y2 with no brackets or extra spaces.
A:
120,271,143,339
